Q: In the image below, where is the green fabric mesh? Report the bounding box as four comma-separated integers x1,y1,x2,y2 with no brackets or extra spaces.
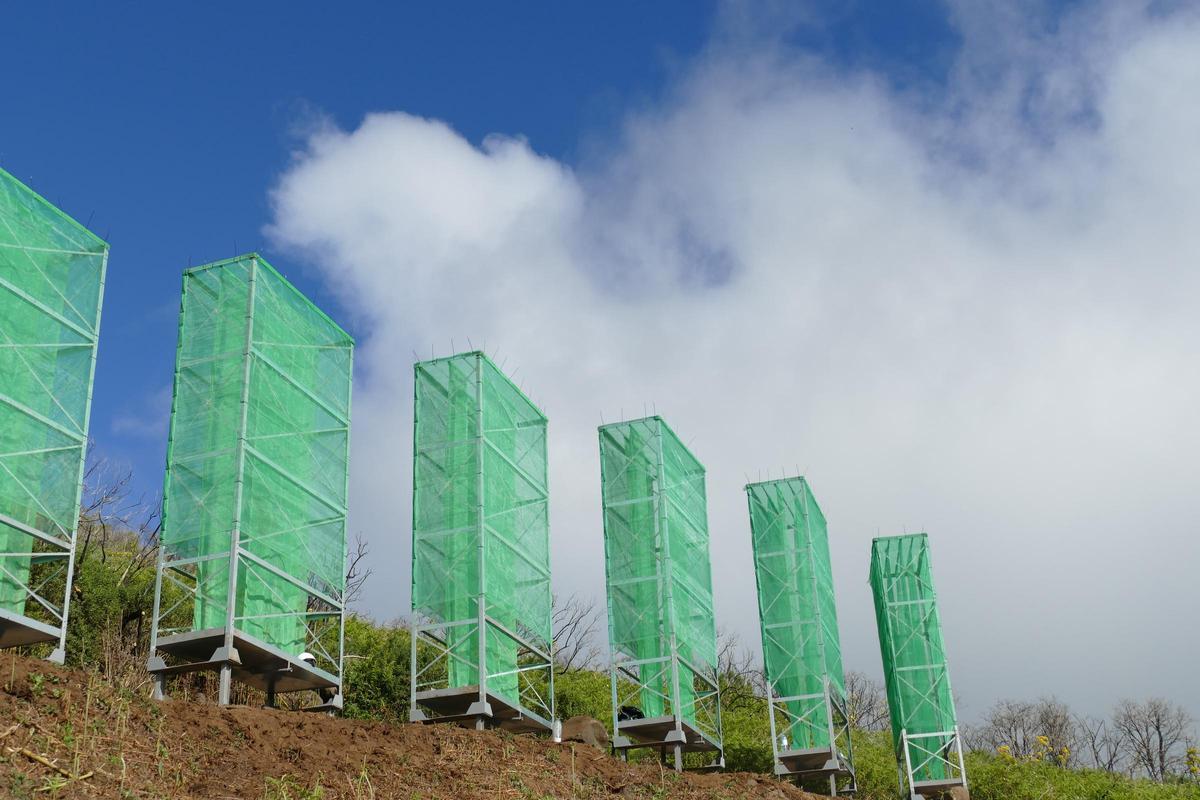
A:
599,417,717,731
161,254,352,661
869,533,958,782
747,478,846,750
0,167,105,623
411,352,550,707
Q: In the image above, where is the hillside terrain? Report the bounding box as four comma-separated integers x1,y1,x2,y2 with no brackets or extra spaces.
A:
0,654,826,800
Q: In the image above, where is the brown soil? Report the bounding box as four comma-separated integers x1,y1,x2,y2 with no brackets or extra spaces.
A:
0,654,827,799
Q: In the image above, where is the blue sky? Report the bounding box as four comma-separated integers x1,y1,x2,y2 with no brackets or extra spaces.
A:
0,2,1031,492
2,2,722,490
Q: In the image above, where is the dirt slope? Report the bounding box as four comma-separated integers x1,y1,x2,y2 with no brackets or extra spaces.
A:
0,654,825,799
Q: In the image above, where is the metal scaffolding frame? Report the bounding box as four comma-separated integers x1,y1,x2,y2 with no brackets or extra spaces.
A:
0,167,107,663
599,416,723,771
147,254,353,709
746,477,855,794
409,352,554,734
870,533,967,800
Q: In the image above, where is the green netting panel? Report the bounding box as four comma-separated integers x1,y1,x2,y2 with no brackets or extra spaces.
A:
161,254,352,661
411,352,550,706
599,417,717,730
869,533,958,782
0,167,106,625
747,478,845,751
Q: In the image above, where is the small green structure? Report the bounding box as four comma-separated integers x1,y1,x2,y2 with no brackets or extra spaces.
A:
409,351,554,733
147,254,353,708
0,167,107,662
869,533,966,800
746,477,854,793
599,416,722,770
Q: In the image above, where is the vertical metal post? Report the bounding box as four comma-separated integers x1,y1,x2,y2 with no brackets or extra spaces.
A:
220,256,258,706
474,353,487,730
409,362,422,720
409,623,420,721
52,246,107,664
336,344,354,698
654,420,683,772
901,729,916,799
955,725,967,791
148,542,167,700
149,270,188,695
824,677,837,765
767,680,781,773
838,690,857,793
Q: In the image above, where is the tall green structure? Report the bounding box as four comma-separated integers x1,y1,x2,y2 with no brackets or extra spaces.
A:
869,533,967,800
599,416,722,770
746,477,854,793
147,254,353,708
409,351,554,733
0,167,107,663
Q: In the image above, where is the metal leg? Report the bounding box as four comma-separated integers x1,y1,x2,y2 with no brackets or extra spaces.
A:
265,683,276,709
218,664,232,706
152,673,165,701
673,744,683,772
475,716,486,731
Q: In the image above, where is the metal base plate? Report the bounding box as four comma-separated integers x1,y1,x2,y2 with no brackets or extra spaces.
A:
0,607,59,649
414,685,552,733
775,746,845,774
913,777,968,794
151,628,338,693
615,715,721,753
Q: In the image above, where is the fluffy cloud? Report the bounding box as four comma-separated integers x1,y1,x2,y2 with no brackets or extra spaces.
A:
268,3,1200,719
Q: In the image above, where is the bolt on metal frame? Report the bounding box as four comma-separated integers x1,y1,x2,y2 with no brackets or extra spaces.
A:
147,254,353,709
746,477,855,794
0,167,107,664
409,352,554,734
599,416,723,772
869,533,967,800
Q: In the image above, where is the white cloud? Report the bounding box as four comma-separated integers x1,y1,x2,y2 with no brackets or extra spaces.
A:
268,3,1200,720
111,384,172,441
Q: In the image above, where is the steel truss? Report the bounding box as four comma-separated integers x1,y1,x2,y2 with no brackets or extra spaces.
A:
410,614,554,732
767,677,857,794
610,650,724,770
147,255,352,709
600,417,723,771
871,534,967,800
747,477,855,793
0,167,107,664
409,352,554,735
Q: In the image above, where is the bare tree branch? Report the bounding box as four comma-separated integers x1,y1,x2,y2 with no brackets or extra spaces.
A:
344,532,373,607
552,593,602,672
1113,698,1193,781
1077,714,1126,773
844,671,890,732
716,629,764,710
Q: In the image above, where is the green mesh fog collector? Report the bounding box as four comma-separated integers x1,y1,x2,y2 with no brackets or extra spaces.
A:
746,477,855,793
147,254,353,708
0,168,107,662
599,416,723,771
409,351,554,733
869,533,967,800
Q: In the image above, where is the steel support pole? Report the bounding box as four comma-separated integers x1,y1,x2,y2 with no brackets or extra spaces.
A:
474,354,487,732
218,665,232,705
